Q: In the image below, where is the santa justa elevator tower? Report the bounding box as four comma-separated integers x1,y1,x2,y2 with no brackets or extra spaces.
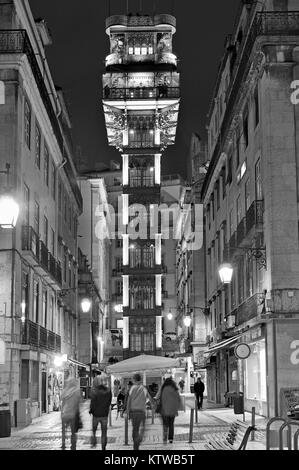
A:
103,13,180,358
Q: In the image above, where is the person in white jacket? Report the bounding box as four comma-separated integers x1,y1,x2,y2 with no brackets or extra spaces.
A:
61,373,81,450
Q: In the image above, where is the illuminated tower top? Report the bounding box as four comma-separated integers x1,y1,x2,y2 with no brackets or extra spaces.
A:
105,14,177,71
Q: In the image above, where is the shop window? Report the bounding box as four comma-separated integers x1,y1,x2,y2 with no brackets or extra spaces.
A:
245,339,267,401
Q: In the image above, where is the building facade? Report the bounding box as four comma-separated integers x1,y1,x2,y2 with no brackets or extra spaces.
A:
202,0,299,417
0,0,82,422
102,13,180,358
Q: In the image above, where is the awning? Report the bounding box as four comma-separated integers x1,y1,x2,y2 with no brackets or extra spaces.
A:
68,358,90,371
204,334,243,355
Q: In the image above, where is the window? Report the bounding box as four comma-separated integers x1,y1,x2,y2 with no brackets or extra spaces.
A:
141,47,147,55
24,99,31,149
116,280,123,296
21,270,29,320
23,184,30,226
236,195,242,225
69,206,72,231
42,288,47,328
134,47,141,55
34,202,40,235
73,216,77,239
243,109,249,149
33,279,39,324
255,159,262,200
50,228,55,255
216,181,220,210
227,154,233,185
44,145,49,186
58,179,62,212
254,86,259,127
245,179,251,212
35,124,41,169
221,167,226,199
148,46,153,54
128,47,133,54
229,208,234,237
43,216,48,247
51,161,56,200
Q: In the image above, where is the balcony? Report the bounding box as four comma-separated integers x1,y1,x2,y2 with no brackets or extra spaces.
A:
103,87,180,101
21,226,62,290
22,226,40,263
123,264,162,276
230,292,264,326
228,201,264,257
22,319,61,353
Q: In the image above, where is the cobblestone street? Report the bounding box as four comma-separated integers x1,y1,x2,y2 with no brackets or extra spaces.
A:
0,401,267,451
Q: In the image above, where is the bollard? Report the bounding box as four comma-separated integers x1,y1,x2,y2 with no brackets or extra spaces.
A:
124,414,129,446
188,408,194,443
251,407,255,441
195,399,198,424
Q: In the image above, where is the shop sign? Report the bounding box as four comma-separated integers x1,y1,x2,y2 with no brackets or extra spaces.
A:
234,343,251,360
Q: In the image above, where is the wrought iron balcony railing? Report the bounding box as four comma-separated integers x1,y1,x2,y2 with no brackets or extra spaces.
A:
22,226,40,260
230,292,264,326
103,87,180,100
22,226,62,287
22,319,61,353
0,30,82,208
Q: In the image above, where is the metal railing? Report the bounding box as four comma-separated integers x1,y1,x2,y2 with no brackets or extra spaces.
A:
230,292,263,325
22,226,62,286
22,319,61,352
22,226,40,259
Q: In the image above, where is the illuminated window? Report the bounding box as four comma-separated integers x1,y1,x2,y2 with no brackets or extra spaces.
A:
148,46,153,54
141,47,147,55
135,47,141,55
129,47,133,55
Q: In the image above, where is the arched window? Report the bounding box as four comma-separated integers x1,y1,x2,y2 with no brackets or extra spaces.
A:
0,81,5,105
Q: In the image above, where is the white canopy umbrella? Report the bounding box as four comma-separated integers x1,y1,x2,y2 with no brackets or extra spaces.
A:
106,354,180,375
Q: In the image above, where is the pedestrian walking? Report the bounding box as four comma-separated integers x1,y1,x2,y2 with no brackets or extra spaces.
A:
156,376,181,444
194,376,205,410
126,373,152,450
178,378,185,393
89,373,112,450
61,372,81,451
121,380,133,417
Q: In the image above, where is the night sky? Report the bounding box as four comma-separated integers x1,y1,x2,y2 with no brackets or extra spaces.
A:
29,0,240,179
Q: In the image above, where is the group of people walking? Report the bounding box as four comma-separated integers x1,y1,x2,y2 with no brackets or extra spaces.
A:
60,370,205,451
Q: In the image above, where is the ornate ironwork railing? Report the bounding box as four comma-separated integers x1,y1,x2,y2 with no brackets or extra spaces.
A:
22,319,62,352
0,30,82,208
103,87,180,100
246,200,264,234
230,292,264,325
22,226,40,260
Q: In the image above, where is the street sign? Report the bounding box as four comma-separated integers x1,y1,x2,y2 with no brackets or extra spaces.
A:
234,343,251,360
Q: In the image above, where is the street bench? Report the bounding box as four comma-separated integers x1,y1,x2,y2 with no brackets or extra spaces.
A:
204,420,256,450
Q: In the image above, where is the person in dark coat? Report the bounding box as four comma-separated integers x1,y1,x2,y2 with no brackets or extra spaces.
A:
155,376,181,444
194,377,205,410
89,374,112,450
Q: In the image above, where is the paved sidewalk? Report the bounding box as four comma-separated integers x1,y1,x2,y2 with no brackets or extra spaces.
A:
0,401,267,451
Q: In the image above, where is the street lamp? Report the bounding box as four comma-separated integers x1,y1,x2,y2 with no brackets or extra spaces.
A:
183,316,192,328
0,164,19,229
167,312,173,320
218,263,234,284
81,298,92,313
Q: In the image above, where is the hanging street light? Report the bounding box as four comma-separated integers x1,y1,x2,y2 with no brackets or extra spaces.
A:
183,316,192,328
218,263,234,284
81,298,92,313
167,312,173,320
